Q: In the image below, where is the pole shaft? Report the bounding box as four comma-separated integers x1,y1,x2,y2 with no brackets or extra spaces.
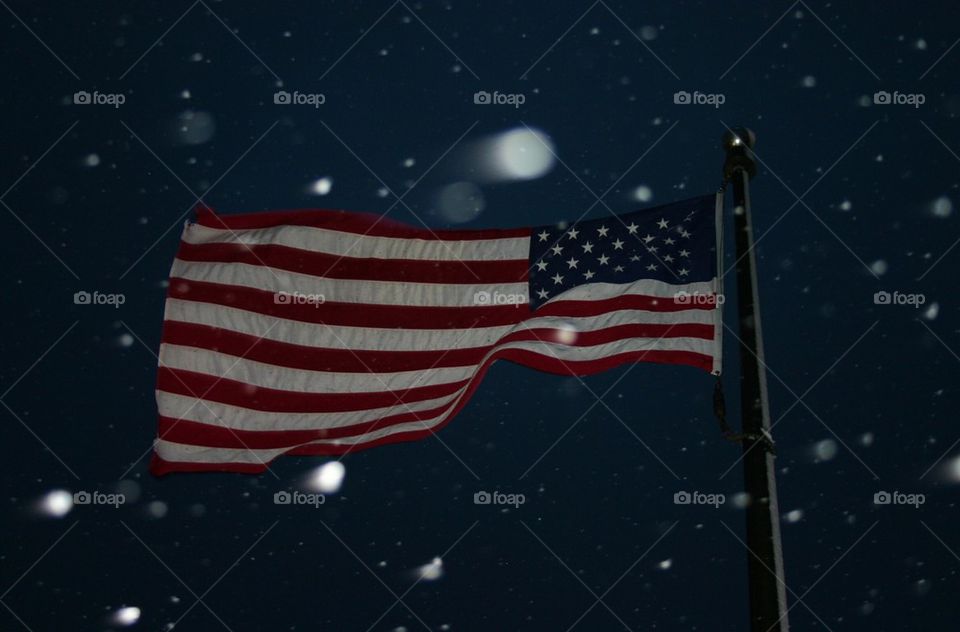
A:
730,168,789,631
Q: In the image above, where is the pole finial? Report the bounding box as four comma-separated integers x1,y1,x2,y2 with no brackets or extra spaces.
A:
722,127,757,182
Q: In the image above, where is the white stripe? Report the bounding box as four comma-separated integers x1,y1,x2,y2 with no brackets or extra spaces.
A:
160,343,475,394
155,439,291,466
165,297,716,353
157,334,716,433
171,259,529,307
183,222,530,262
546,278,715,303
497,333,715,361
158,389,457,431
165,298,509,350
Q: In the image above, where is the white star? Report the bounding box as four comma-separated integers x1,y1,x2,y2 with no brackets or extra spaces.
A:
597,225,609,237
629,255,641,262
566,257,579,269
581,241,594,253
663,237,675,245
679,229,691,239
551,273,564,285
679,249,690,258
626,222,639,234
678,268,689,276
646,245,658,253
657,218,669,229
646,263,657,271
614,265,624,272
537,288,549,299
663,255,675,263
642,234,655,243
537,230,550,242
612,238,624,250
535,260,548,271
597,254,610,265
551,244,563,256
567,227,579,239
583,270,595,280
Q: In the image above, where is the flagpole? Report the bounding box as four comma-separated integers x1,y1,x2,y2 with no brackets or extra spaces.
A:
722,128,789,632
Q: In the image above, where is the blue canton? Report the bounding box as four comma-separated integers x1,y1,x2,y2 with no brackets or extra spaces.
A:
528,195,717,310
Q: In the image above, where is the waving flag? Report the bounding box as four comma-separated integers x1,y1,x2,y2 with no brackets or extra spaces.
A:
151,194,723,474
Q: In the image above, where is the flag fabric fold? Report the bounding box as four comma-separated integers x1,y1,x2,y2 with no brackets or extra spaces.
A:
151,194,723,474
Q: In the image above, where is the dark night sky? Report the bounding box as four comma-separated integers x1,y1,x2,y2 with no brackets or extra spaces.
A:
2,1,958,630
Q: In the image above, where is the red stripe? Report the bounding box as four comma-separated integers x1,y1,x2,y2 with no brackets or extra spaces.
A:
158,366,468,412
161,320,714,373
151,454,267,475
150,347,712,471
498,323,715,347
157,395,459,448
177,242,529,284
535,295,712,317
163,321,489,372
167,279,713,330
195,203,531,240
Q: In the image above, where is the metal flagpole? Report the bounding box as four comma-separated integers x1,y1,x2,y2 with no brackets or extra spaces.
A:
722,128,789,631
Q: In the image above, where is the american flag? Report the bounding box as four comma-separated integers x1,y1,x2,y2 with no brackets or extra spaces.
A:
151,194,723,474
